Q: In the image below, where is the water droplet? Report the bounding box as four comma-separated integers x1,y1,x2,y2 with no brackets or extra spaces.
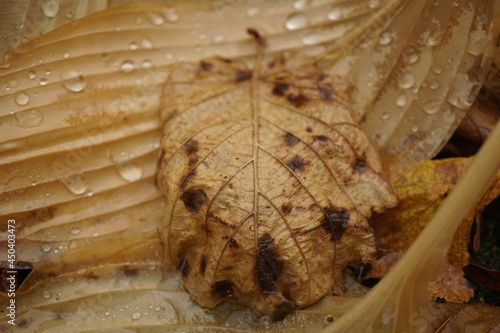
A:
285,12,308,30
402,45,419,64
411,125,419,133
40,78,48,86
42,244,52,253
132,312,142,320
199,33,207,40
62,173,88,195
368,0,380,8
45,69,51,75
212,34,226,44
423,100,441,115
129,42,139,50
148,12,165,26
142,60,152,69
432,65,443,74
155,306,161,312
70,227,81,235
327,8,341,21
15,109,44,128
141,38,154,49
41,0,60,18
293,0,308,9
429,80,439,90
8,79,18,88
396,95,408,107
117,160,142,182
42,290,52,299
399,72,415,89
0,62,11,69
379,32,392,45
302,33,323,45
382,113,391,120
62,51,70,59
120,60,135,74
28,70,36,79
15,92,30,106
163,7,179,23
61,71,86,92
427,30,443,46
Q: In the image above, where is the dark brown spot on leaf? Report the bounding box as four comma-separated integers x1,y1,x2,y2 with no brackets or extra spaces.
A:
284,132,299,146
256,233,282,293
18,317,28,327
272,82,289,96
184,139,199,155
120,266,140,278
199,255,207,275
220,57,233,63
181,188,207,213
213,280,234,297
235,70,252,82
320,207,350,241
198,60,213,71
313,135,329,142
85,271,99,280
286,155,307,172
281,204,292,215
229,238,239,248
272,299,297,321
287,94,308,107
180,257,190,277
354,158,367,173
306,126,313,133
317,83,333,101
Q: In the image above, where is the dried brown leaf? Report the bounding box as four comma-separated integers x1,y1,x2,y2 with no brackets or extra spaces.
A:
156,45,396,319
368,158,500,302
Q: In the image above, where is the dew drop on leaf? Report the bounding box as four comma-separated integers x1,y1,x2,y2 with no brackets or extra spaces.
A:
70,228,81,235
116,160,142,182
293,0,308,9
302,32,323,45
41,0,60,18
163,7,179,23
430,80,440,90
142,60,152,69
148,12,165,26
120,60,135,73
27,70,36,79
129,41,139,50
285,12,308,30
399,72,415,89
61,71,86,92
396,95,408,107
403,46,419,64
62,173,88,195
142,38,154,49
41,244,52,253
379,32,392,45
8,79,18,88
212,34,226,44
132,312,142,320
42,290,52,299
423,100,441,115
40,78,48,86
15,92,30,106
427,29,444,46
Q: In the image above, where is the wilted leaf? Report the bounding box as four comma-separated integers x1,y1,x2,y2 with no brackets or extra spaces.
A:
368,158,500,302
464,263,500,292
156,33,396,319
435,303,500,333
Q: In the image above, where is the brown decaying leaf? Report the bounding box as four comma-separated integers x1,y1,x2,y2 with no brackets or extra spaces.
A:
0,0,498,331
156,36,396,319
436,303,500,333
368,157,500,302
464,263,500,292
